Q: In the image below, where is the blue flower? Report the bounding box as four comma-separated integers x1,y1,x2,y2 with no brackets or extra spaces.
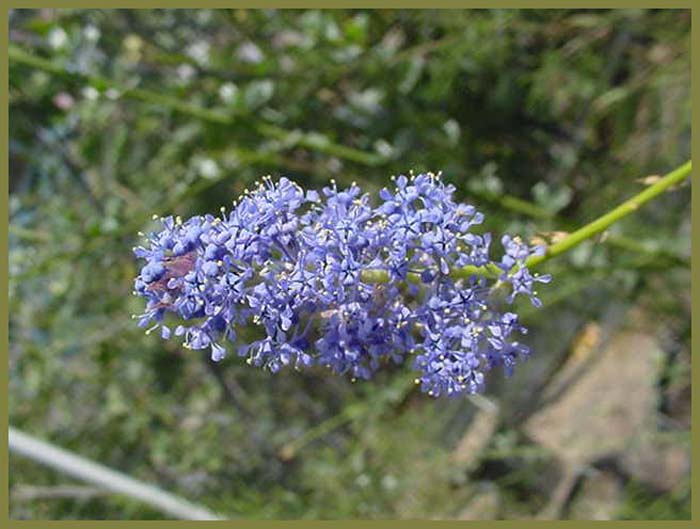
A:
498,235,553,307
134,173,550,396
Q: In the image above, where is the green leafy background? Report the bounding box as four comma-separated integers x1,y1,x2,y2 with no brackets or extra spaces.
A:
9,8,691,520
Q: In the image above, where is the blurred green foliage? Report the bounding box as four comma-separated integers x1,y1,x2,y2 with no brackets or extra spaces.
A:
9,9,691,520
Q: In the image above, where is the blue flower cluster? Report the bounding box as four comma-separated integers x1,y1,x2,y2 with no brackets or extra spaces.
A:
133,174,551,396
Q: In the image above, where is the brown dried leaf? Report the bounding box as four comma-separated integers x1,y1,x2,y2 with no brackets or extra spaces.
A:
537,322,603,405
636,175,662,186
531,231,570,246
524,331,661,467
570,322,602,362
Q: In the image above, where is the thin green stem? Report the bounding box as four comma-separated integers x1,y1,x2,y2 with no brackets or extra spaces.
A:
526,160,691,269
361,160,692,283
464,180,688,267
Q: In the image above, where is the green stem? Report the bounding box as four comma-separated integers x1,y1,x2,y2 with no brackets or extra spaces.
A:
361,160,692,283
465,181,689,267
526,160,691,269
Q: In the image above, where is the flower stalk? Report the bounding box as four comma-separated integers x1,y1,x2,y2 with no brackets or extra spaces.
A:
362,160,692,284
526,160,691,268
133,165,690,397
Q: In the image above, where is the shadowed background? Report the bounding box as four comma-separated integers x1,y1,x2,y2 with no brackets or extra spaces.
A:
8,8,691,520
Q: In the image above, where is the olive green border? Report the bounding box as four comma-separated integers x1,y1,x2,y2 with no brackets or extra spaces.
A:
1,1,696,527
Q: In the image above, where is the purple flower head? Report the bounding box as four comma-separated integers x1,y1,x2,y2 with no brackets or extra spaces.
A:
134,173,551,396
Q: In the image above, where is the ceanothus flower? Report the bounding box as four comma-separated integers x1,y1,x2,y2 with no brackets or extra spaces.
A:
133,174,551,397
